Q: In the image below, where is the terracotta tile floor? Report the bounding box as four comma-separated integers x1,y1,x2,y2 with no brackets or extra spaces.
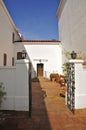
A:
0,77,86,130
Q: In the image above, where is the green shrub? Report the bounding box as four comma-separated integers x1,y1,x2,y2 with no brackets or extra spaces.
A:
0,82,6,107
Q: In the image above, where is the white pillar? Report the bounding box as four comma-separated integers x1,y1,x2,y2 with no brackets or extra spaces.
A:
69,59,86,109
15,59,29,111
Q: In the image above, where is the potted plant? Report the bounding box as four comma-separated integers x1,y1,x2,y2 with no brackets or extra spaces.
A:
50,73,60,82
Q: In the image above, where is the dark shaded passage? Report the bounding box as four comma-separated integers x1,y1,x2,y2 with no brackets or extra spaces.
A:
31,77,51,130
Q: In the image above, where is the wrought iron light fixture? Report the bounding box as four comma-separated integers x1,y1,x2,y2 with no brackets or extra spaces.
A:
71,51,77,59
22,50,27,59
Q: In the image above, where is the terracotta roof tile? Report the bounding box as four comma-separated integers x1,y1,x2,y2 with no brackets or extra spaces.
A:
20,39,61,42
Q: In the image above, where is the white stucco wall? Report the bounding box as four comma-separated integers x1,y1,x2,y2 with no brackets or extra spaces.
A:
0,67,16,110
0,0,20,66
14,41,62,78
67,60,86,109
57,0,86,63
0,60,29,111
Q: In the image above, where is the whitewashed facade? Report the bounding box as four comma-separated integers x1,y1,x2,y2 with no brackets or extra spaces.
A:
0,0,21,66
56,0,86,109
0,0,29,111
0,0,62,76
15,40,62,79
0,60,29,111
56,0,86,63
0,0,62,111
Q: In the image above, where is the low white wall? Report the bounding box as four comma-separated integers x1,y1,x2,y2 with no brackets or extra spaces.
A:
75,64,86,109
0,60,29,111
15,60,29,111
0,66,16,110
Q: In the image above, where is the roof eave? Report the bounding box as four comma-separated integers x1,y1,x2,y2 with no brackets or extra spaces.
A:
1,0,21,40
20,40,61,43
56,0,67,19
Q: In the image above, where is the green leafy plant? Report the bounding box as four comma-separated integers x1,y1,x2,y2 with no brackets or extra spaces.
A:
62,63,67,77
76,51,86,60
64,51,71,60
0,82,6,107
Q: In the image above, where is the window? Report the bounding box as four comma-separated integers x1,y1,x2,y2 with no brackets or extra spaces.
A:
3,53,7,66
12,32,15,43
12,57,14,66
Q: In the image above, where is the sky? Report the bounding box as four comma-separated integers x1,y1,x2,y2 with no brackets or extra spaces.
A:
3,0,60,40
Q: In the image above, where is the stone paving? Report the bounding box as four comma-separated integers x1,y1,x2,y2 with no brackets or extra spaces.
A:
0,77,86,130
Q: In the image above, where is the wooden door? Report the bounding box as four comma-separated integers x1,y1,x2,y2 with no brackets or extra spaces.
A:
37,63,44,77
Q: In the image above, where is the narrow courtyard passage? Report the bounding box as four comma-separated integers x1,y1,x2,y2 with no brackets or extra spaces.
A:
31,77,86,130
0,77,86,130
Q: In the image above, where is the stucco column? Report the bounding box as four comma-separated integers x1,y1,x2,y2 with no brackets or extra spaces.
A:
69,59,86,109
15,59,29,111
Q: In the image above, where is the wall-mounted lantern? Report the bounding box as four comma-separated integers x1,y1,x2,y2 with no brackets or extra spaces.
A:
22,50,27,59
71,51,77,59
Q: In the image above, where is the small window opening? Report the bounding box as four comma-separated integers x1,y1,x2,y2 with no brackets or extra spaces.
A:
3,53,7,66
12,32,15,43
12,57,14,66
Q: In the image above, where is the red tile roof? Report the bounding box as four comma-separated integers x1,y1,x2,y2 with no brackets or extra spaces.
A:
20,39,61,42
